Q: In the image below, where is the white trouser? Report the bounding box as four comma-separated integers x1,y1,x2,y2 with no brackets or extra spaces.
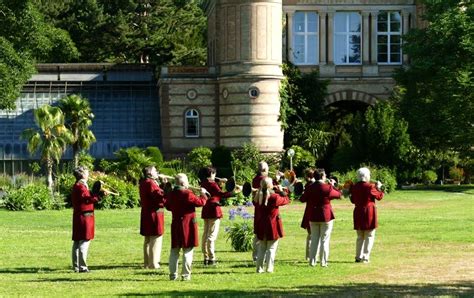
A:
309,220,334,267
356,229,376,262
201,218,220,261
252,234,258,261
72,240,91,272
169,247,194,280
256,239,279,273
305,228,312,261
143,235,163,269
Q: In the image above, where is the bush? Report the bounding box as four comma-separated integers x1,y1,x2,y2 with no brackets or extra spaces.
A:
77,151,95,170
211,146,233,178
55,173,76,207
186,146,212,170
3,184,64,211
225,206,254,252
422,170,438,184
109,147,152,183
283,145,315,176
92,174,140,209
449,167,464,181
145,147,164,167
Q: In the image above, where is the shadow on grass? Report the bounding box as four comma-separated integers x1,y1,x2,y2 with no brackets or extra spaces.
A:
401,185,474,194
121,281,474,297
0,267,61,274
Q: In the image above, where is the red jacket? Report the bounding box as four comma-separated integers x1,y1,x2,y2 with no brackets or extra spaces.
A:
165,188,207,248
72,181,100,241
254,192,290,241
350,182,384,230
200,180,233,219
300,181,314,229
139,178,166,236
300,181,341,222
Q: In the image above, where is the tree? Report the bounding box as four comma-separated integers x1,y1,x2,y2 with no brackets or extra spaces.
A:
58,94,96,167
0,0,78,109
21,105,74,190
394,0,474,157
36,0,207,65
331,102,412,172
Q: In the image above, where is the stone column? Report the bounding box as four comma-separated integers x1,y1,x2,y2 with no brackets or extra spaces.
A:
402,10,410,64
319,12,327,65
320,11,335,76
362,12,370,64
370,11,379,65
286,11,294,63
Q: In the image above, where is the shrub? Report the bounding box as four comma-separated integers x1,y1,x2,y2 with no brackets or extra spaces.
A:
186,146,212,170
77,151,95,170
93,174,140,209
225,206,254,252
109,147,152,183
449,167,464,181
55,173,76,207
3,184,64,211
211,146,233,177
422,170,438,184
283,145,315,176
145,147,164,167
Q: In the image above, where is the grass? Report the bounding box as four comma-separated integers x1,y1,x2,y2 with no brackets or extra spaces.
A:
0,188,473,296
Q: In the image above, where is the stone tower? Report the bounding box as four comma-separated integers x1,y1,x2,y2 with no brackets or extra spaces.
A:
207,0,284,152
158,0,284,155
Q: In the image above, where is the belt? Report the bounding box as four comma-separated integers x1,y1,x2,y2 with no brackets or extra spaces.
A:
82,211,94,216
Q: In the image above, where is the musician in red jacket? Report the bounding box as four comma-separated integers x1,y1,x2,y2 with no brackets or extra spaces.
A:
300,168,315,260
251,161,269,261
165,173,208,281
350,167,384,263
300,168,342,267
254,177,290,273
139,165,166,269
200,167,239,266
71,166,100,273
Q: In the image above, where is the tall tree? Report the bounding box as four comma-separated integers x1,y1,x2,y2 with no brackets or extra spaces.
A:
0,0,78,109
58,94,96,167
36,0,207,65
394,0,473,157
21,105,74,190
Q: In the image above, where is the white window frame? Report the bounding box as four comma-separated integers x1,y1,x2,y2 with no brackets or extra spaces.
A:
184,109,199,138
292,11,319,65
377,11,402,65
334,12,362,65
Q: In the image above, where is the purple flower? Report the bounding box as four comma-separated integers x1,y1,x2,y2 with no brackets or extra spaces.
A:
245,201,253,207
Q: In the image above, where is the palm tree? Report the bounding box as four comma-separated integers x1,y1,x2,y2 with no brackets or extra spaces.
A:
21,105,74,190
58,94,96,167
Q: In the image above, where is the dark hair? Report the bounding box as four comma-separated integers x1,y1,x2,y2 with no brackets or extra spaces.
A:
313,168,326,180
304,168,314,179
205,166,216,178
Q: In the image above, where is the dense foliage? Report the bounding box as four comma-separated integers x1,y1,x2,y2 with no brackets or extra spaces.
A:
393,0,473,158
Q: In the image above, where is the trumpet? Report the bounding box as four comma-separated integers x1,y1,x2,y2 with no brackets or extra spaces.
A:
91,180,120,196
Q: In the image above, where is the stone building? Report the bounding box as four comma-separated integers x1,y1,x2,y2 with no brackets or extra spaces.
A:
159,0,421,156
0,0,425,173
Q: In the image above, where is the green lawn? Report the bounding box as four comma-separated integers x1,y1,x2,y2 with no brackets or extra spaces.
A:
0,189,473,296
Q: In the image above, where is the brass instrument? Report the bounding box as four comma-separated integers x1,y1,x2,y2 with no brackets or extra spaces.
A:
159,174,211,198
91,180,120,196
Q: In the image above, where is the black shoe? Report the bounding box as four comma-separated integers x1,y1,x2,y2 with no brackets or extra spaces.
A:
208,260,217,266
203,260,209,266
355,258,362,263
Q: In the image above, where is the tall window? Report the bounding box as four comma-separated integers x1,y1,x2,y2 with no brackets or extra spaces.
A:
334,12,361,64
292,12,318,65
185,109,199,137
377,12,402,64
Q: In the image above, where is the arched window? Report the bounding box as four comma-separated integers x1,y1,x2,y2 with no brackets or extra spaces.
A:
185,109,199,138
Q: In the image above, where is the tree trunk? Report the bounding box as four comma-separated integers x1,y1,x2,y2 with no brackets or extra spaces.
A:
46,158,54,191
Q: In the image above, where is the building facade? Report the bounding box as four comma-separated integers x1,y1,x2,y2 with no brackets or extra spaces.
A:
159,0,422,155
